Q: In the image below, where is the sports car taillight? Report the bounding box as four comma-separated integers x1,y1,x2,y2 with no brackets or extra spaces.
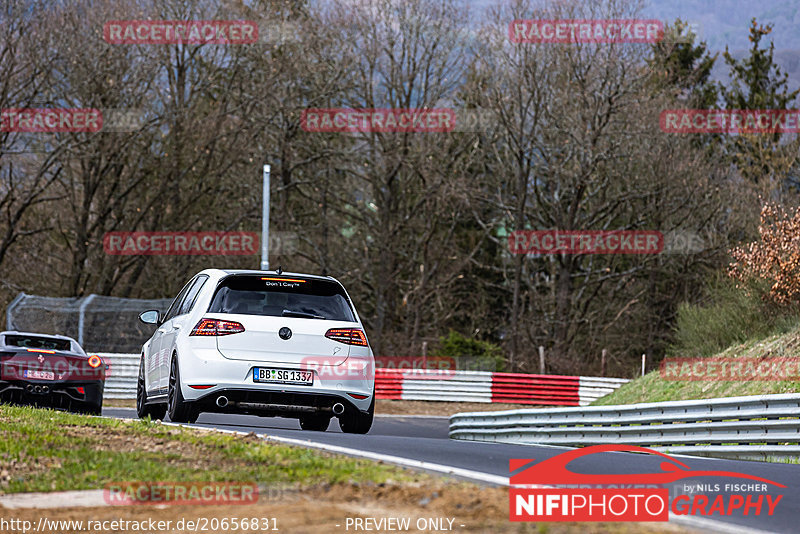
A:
26,348,55,354
190,318,245,336
325,328,368,346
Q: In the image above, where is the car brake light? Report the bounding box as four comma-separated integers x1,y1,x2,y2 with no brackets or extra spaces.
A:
189,384,215,389
325,328,368,346
76,387,85,394
88,355,102,368
347,393,369,399
26,348,55,354
190,319,245,336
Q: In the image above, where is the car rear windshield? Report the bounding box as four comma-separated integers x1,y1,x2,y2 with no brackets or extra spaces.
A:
208,275,356,322
5,335,71,351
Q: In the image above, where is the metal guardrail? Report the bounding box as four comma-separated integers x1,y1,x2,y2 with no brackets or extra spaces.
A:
99,353,139,399
99,353,628,406
376,368,627,406
449,394,800,460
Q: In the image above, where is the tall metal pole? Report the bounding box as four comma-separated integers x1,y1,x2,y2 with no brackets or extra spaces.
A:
261,164,270,270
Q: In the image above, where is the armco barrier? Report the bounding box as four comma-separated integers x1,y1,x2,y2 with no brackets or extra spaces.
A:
98,353,627,405
99,353,139,399
375,368,627,406
449,394,800,460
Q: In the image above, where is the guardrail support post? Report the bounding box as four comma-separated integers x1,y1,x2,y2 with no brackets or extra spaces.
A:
78,294,96,347
5,292,26,330
539,346,545,374
601,349,607,377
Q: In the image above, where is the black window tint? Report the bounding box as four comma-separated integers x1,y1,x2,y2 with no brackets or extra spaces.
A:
179,275,208,316
208,275,356,322
163,278,195,322
5,335,71,351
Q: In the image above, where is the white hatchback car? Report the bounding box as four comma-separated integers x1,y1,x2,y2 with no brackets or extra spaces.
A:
136,269,375,433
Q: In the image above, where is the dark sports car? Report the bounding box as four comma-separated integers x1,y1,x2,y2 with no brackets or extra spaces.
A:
0,331,105,415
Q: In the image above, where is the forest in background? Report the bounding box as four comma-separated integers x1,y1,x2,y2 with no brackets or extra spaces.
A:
2,0,799,376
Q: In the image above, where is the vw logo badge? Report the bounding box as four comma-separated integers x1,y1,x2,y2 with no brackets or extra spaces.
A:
279,327,292,340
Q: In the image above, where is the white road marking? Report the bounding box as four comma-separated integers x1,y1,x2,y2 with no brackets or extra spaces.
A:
113,416,780,534
0,490,107,509
260,433,510,486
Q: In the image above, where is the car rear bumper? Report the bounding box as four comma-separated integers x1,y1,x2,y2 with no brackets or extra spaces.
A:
176,346,374,412
0,379,104,410
189,387,370,417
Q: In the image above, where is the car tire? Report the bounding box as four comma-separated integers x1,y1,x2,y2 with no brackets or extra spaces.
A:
299,414,331,431
167,356,197,424
338,395,374,434
137,357,166,420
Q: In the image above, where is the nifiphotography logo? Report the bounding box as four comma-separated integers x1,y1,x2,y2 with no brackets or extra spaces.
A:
509,445,784,522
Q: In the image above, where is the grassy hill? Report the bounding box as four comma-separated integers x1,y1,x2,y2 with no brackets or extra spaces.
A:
593,327,800,406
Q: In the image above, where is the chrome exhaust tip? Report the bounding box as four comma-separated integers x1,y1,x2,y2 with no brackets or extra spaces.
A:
216,396,229,408
332,403,345,415
41,385,49,394
25,384,33,392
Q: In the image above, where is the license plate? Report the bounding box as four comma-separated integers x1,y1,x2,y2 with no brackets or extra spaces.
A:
253,368,313,386
23,370,55,380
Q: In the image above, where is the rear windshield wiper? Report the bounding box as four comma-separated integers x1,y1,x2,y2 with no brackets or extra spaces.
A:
282,309,326,320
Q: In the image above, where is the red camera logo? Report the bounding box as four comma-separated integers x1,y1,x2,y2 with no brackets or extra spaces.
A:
510,445,784,522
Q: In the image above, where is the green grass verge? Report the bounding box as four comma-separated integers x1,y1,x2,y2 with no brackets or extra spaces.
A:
0,404,416,494
593,328,800,406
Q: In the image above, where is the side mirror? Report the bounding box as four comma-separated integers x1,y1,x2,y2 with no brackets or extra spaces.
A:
139,310,161,325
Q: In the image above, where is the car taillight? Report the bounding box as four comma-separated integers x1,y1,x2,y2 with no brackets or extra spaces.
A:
325,328,368,346
190,319,245,336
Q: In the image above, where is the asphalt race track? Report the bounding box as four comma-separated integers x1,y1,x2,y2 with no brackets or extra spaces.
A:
105,407,800,534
